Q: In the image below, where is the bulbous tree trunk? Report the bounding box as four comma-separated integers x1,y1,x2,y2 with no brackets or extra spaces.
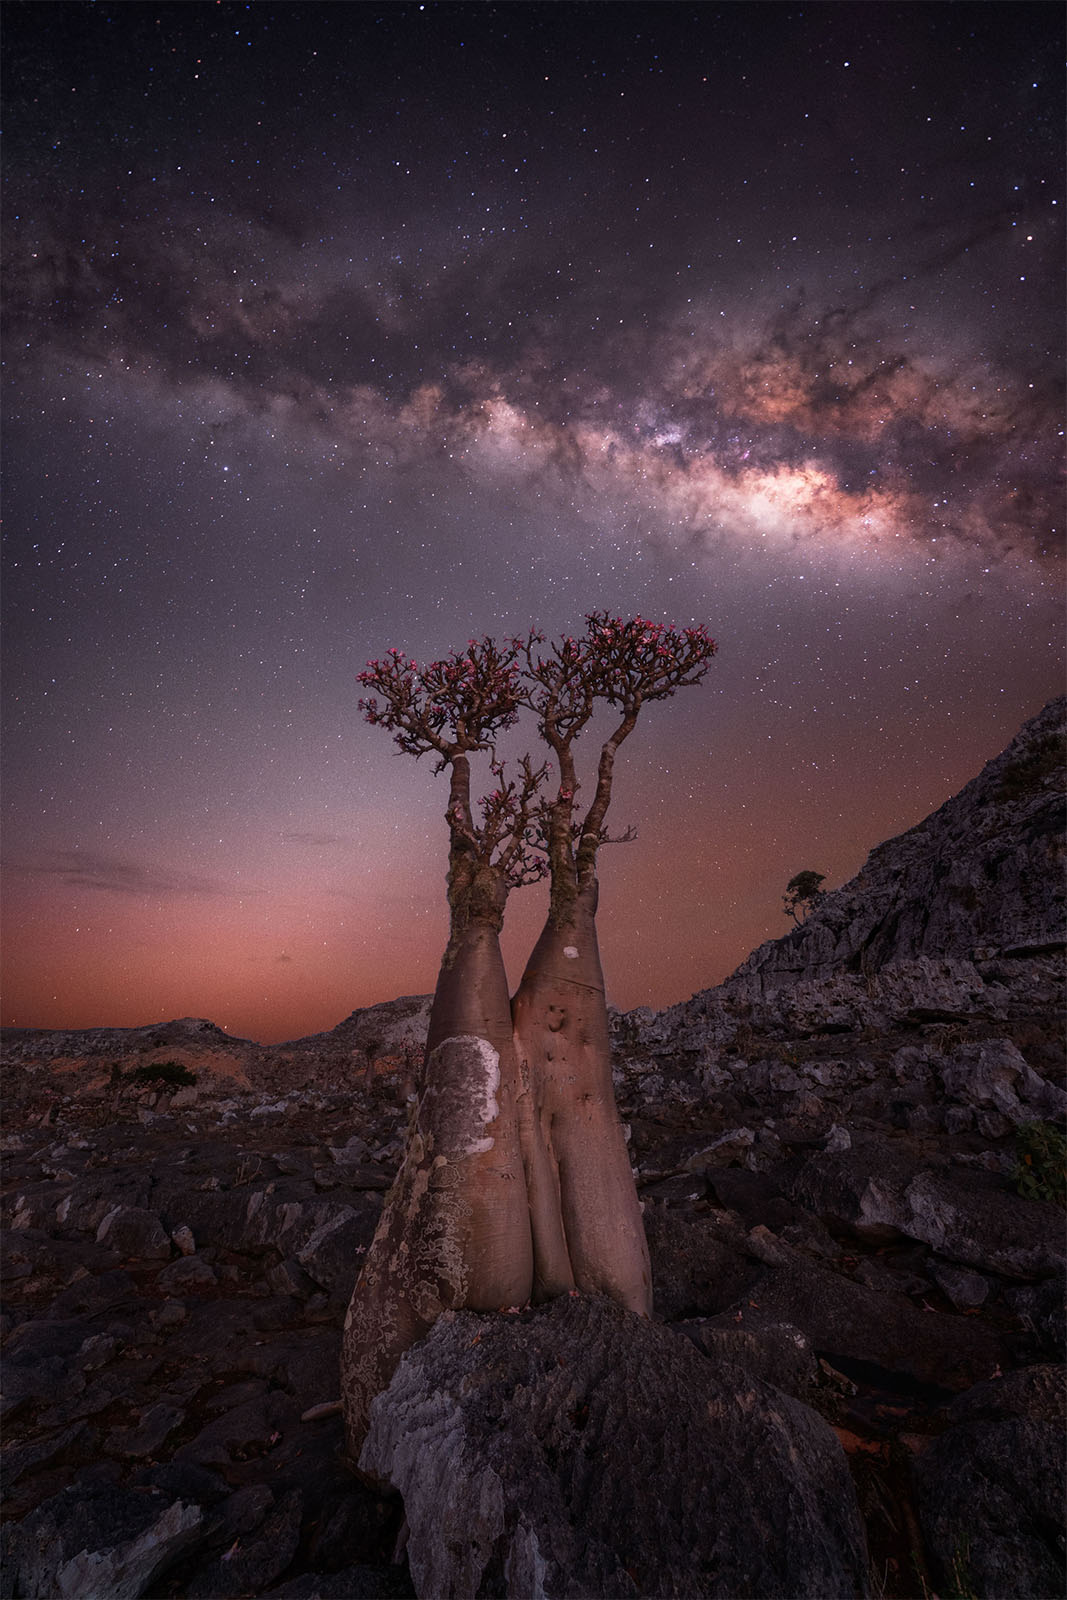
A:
340,864,533,1459
513,884,651,1315
340,620,714,1456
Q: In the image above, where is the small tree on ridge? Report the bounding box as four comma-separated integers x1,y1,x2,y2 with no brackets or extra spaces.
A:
783,870,826,925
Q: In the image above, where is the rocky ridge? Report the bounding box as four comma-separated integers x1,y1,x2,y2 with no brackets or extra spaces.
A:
614,695,1065,1150
1,699,1064,1598
737,693,1066,989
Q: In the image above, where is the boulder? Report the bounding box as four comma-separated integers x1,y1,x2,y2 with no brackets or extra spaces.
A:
2,1481,203,1599
360,1293,870,1599
175,1390,297,1468
708,1235,1006,1393
677,1319,821,1403
938,1038,1067,1124
170,1224,197,1256
913,1366,1066,1600
1004,1275,1067,1360
1,1423,88,1497
95,1205,172,1261
790,1141,1065,1279
107,1402,187,1459
185,1486,302,1598
642,1206,761,1321
157,1255,218,1292
45,1268,143,1321
926,1259,990,1310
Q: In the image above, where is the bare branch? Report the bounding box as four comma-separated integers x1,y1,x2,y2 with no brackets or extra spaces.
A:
594,825,638,847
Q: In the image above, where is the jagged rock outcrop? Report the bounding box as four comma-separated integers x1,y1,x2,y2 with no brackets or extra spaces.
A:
274,995,431,1062
2,1482,204,1600
616,697,1064,1067
609,699,1066,1148
360,1293,872,1600
790,1140,1066,1279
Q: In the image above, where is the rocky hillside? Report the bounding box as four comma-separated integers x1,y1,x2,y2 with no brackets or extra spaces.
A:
0,999,433,1135
615,696,1066,1111
730,693,1065,994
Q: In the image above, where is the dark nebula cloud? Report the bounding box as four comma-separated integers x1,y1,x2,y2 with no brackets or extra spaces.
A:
13,850,231,900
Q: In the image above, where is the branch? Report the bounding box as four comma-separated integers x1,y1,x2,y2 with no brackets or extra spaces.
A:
573,613,717,882
594,824,638,847
358,633,538,770
476,755,552,887
581,612,718,714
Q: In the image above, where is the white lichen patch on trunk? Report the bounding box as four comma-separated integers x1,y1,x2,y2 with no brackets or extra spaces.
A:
422,1035,501,1156
563,946,579,960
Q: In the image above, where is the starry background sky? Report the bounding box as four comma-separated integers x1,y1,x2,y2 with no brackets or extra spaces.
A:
3,1,1063,1043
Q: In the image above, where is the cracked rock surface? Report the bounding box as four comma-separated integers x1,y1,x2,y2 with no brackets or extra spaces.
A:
362,1293,872,1600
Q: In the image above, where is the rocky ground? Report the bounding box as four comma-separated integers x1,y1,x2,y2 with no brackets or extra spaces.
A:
1,1029,1063,1598
2,700,1064,1598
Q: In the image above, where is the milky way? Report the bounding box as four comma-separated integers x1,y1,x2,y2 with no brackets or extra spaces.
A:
3,2,1063,1041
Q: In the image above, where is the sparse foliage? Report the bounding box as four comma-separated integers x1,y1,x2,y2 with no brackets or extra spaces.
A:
1012,1120,1066,1207
357,635,549,891
520,614,717,917
132,1060,198,1088
357,635,527,766
108,1059,197,1093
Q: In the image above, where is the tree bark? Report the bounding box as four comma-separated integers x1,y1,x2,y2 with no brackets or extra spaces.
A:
340,877,533,1459
512,886,651,1315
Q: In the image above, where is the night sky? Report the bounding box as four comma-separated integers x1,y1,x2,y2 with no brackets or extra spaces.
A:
3,1,1063,1044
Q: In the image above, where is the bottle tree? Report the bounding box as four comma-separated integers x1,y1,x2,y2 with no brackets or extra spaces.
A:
339,636,547,1453
513,615,717,1311
340,616,717,1458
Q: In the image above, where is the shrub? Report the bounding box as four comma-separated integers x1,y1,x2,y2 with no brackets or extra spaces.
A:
1012,1120,1066,1207
131,1060,198,1089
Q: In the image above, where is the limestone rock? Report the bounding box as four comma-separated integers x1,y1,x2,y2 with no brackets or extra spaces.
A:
361,1293,870,1599
927,1260,990,1310
913,1366,1066,1600
175,1389,298,1468
1004,1276,1067,1360
95,1205,172,1261
790,1141,1065,1279
4,1481,203,1599
614,699,1066,1115
157,1254,217,1292
107,1402,187,1459
170,1224,197,1255
938,1038,1067,1124
707,1237,1005,1393
677,1319,821,1403
184,1487,302,1598
643,1207,760,1321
